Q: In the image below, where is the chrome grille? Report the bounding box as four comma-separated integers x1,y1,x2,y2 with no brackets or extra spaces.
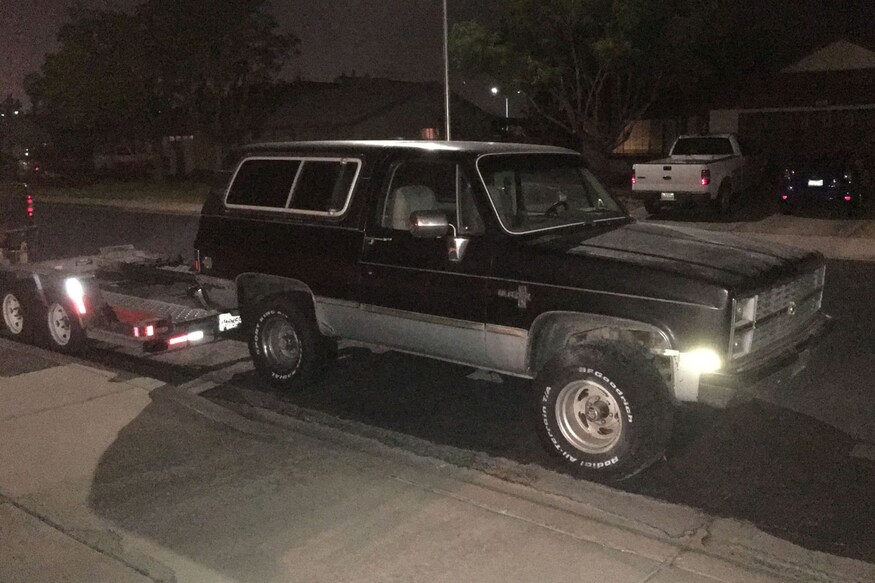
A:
749,292,821,353
731,266,825,359
755,266,824,320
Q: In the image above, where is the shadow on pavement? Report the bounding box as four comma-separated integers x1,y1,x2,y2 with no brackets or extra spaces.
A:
203,344,875,564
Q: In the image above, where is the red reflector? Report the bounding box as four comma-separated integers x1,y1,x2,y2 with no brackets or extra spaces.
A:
844,195,852,201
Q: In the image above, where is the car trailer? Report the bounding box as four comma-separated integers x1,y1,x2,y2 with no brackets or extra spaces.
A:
0,245,241,354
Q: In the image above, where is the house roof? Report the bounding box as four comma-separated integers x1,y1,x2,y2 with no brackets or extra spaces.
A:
266,77,442,131
712,40,875,111
782,39,875,73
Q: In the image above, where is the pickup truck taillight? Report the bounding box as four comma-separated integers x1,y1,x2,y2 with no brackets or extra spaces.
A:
631,170,636,185
700,169,711,186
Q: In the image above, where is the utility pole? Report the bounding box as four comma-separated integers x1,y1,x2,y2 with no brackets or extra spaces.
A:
442,0,451,140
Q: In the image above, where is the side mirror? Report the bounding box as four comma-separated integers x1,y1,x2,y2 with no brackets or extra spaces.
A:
409,210,449,238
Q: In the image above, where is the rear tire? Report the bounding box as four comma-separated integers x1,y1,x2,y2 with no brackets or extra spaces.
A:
534,342,674,482
643,199,661,216
1,287,36,342
712,181,732,217
42,297,86,353
247,296,327,391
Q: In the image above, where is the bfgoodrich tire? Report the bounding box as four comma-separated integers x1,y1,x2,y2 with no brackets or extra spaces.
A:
534,342,674,482
247,296,327,391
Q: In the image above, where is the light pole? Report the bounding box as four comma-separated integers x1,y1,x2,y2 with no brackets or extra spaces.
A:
491,86,509,118
442,0,451,141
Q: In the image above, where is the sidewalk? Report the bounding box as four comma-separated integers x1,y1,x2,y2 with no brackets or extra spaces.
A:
1,339,873,583
40,190,875,260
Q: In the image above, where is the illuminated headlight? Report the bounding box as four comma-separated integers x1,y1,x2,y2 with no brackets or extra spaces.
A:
64,277,87,315
733,296,757,327
679,348,722,373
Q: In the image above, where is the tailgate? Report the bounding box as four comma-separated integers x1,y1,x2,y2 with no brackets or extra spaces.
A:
633,162,706,193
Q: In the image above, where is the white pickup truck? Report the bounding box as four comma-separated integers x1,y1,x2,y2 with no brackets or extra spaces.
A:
631,134,759,215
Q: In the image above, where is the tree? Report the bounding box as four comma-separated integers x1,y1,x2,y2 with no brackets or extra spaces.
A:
24,9,156,146
450,0,711,168
137,0,299,152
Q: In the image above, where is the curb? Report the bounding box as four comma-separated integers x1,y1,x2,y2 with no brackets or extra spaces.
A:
37,196,202,216
198,385,875,583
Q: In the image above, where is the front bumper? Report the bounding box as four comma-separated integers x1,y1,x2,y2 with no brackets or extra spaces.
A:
698,312,834,407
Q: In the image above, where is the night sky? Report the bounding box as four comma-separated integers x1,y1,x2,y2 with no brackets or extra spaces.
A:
3,0,874,106
0,0,502,103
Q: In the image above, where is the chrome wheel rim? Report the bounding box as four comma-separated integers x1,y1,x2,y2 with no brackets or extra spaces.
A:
555,379,623,454
47,302,72,346
260,316,301,372
2,293,24,335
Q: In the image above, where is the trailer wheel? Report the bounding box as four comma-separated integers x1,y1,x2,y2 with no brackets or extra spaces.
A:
1,287,35,341
534,341,674,482
43,297,86,353
247,296,327,391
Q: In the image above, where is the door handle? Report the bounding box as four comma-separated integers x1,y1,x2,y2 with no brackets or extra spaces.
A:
365,236,392,245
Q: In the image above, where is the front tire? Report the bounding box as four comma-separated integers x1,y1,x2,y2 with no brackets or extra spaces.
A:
247,297,327,391
534,342,674,482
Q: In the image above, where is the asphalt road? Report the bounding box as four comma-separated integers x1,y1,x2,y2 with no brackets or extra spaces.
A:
13,201,875,564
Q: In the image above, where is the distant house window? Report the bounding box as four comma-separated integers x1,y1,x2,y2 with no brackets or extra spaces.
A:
225,157,361,215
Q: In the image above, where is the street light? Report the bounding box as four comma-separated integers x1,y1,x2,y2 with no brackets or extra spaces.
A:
491,86,509,118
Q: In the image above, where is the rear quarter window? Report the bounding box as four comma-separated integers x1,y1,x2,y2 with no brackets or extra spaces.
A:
226,159,300,208
225,157,361,215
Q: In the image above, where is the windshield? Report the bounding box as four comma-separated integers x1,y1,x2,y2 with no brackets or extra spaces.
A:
671,137,734,156
476,153,625,233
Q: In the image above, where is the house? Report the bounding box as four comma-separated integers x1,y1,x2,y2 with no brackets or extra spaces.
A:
709,39,875,163
257,77,500,142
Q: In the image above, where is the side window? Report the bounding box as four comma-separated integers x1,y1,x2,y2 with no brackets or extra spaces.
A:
226,159,301,208
225,157,360,214
290,160,358,213
380,159,483,234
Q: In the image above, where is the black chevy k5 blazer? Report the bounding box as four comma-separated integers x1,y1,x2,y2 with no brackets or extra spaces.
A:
194,140,831,481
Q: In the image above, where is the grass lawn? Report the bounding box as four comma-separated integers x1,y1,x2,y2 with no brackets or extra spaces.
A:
2,180,211,205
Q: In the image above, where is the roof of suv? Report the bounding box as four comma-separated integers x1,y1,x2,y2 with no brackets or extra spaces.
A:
242,140,578,156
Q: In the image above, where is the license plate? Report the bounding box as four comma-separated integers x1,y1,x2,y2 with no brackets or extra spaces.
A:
660,192,675,201
807,179,823,187
218,312,242,332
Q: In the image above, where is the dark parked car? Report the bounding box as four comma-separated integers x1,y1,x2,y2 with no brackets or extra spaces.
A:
779,153,870,215
193,140,831,481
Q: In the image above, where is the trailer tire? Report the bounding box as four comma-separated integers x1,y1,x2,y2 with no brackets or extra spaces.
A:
247,296,326,391
1,286,37,342
534,341,673,482
42,296,87,354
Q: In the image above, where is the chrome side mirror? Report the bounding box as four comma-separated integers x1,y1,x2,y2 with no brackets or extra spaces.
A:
409,210,449,238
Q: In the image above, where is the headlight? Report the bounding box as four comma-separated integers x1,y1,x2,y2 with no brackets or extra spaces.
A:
679,348,722,373
730,295,757,359
733,296,757,327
